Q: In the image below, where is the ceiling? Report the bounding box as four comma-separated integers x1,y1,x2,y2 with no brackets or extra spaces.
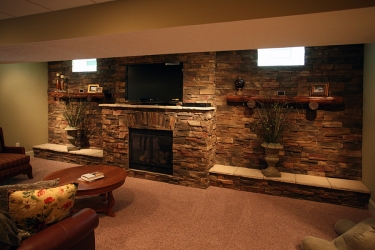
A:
0,1,375,64
0,0,115,20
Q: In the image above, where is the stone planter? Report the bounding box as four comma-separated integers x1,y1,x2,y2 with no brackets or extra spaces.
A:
65,126,80,151
261,142,283,177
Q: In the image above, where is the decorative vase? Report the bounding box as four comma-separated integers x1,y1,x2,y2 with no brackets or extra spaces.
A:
261,142,283,177
234,76,245,95
65,126,80,151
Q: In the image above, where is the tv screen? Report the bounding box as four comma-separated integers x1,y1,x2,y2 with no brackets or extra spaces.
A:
126,63,183,104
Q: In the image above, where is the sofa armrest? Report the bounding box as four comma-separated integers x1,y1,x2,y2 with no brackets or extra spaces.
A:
301,236,338,250
17,208,99,250
3,146,25,154
334,218,356,235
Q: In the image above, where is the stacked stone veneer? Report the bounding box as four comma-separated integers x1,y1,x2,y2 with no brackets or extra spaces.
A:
46,44,365,183
33,148,102,165
215,45,364,179
209,173,369,209
100,105,216,188
48,59,117,148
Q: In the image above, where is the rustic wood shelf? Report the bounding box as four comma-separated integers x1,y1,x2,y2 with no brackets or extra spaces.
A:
227,95,344,106
49,92,106,101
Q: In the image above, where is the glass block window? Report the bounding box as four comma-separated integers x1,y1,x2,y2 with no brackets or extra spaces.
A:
72,58,97,72
258,47,305,66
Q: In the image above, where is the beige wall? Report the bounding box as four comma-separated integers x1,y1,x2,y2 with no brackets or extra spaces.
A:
363,43,375,209
0,63,48,153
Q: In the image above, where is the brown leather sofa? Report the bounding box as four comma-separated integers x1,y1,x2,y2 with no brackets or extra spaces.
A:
0,128,33,183
1,208,99,250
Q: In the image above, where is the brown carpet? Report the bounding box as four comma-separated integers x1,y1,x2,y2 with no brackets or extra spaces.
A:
7,157,372,250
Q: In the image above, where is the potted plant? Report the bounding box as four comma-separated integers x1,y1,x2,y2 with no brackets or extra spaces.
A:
63,99,87,151
255,100,295,177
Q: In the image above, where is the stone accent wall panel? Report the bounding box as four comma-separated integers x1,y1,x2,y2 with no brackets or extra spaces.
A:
215,45,363,179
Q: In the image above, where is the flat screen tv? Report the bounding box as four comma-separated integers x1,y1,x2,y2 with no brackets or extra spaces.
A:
126,63,183,105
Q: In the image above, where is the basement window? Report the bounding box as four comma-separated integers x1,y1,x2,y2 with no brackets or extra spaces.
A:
72,59,97,72
257,47,305,66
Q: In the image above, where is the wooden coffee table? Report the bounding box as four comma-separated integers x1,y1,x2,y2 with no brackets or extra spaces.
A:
44,165,127,217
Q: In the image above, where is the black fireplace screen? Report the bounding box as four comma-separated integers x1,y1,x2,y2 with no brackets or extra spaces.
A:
129,128,173,175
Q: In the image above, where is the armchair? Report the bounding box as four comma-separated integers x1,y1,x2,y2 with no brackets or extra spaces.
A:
1,208,99,250
0,128,33,183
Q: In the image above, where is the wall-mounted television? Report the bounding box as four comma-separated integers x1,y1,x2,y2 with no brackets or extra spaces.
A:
126,63,183,105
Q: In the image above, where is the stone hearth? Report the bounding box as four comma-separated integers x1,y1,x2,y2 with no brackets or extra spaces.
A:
32,144,370,209
100,104,216,188
33,143,103,165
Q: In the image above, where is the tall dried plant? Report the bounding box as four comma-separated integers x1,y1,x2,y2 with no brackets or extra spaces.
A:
255,100,295,144
63,99,87,128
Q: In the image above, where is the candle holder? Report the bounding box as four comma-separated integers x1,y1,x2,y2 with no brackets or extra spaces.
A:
55,73,61,92
60,75,65,92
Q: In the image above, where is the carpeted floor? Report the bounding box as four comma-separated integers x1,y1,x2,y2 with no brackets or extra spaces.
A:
6,157,372,250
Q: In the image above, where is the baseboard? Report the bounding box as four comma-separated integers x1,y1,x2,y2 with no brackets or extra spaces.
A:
26,150,34,157
369,198,375,217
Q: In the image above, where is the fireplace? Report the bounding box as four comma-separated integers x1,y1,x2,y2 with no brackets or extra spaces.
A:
129,128,173,175
100,104,215,188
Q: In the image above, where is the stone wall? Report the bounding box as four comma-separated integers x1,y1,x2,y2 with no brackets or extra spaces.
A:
47,44,364,181
48,59,117,148
215,45,363,179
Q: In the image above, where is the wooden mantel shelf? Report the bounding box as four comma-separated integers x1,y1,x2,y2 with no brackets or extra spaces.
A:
227,95,344,106
49,92,106,101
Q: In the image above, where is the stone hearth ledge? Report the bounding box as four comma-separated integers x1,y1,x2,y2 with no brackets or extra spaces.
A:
32,144,370,195
99,103,216,111
33,143,103,157
209,164,370,194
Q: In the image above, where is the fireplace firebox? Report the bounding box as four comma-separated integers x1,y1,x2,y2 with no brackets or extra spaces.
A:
129,128,173,175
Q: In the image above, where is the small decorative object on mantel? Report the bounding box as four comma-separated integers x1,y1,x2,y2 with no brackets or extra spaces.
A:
234,76,245,95
55,73,60,92
60,74,65,92
310,83,329,97
88,84,100,93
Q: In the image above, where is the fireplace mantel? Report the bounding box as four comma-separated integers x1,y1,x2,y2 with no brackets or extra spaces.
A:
99,103,215,111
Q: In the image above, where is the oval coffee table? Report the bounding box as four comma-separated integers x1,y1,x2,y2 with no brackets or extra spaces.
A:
44,165,127,217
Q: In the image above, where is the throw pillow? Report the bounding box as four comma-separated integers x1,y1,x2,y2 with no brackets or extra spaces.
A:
0,179,60,211
7,183,77,234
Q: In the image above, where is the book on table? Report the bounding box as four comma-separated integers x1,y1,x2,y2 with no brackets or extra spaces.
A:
81,171,105,182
